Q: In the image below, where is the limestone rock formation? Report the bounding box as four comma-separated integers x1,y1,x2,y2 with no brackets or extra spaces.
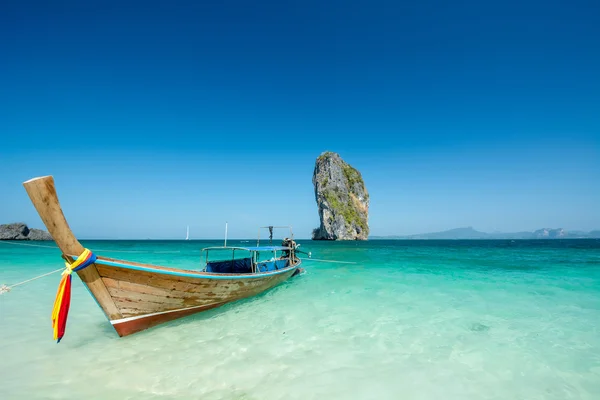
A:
27,228,53,240
312,152,369,240
0,223,52,240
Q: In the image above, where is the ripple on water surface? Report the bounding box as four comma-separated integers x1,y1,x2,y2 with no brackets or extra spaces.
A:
0,239,599,399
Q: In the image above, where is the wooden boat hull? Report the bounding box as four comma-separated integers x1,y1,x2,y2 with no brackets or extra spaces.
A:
22,175,302,338
95,258,300,336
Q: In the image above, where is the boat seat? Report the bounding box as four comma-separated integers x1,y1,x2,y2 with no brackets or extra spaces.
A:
206,257,253,274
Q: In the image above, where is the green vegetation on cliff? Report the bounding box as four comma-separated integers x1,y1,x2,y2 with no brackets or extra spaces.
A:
323,189,368,231
313,151,369,240
342,164,364,190
317,151,336,162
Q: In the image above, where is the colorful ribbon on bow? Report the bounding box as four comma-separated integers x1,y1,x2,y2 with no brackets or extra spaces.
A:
51,248,96,343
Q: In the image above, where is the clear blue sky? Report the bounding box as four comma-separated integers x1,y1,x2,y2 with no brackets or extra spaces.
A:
1,0,599,239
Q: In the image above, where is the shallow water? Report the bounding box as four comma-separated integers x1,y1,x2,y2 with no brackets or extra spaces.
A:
1,239,599,399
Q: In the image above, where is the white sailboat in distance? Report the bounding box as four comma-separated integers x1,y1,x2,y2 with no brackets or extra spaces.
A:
186,225,189,240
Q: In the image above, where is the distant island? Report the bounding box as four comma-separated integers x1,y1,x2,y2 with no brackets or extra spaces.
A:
370,227,600,240
0,223,52,240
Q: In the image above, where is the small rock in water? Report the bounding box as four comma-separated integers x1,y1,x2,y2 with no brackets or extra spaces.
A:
0,223,52,240
469,322,490,332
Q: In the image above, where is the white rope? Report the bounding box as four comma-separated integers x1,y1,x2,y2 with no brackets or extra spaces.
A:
0,240,180,254
0,267,64,295
0,244,179,295
0,241,59,249
94,249,181,254
301,258,357,264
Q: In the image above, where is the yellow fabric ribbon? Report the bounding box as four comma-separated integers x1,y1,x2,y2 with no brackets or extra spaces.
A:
51,274,70,341
51,248,95,342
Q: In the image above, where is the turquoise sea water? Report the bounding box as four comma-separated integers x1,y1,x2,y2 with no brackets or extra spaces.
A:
1,239,599,399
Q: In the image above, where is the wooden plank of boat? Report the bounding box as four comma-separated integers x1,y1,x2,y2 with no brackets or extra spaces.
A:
22,176,122,321
101,277,209,300
98,259,298,335
22,175,302,338
110,269,298,336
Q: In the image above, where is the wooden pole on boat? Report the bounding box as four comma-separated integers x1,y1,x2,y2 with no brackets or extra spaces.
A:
22,176,122,320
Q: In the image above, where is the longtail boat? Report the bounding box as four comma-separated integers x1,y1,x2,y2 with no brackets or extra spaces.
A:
23,176,303,339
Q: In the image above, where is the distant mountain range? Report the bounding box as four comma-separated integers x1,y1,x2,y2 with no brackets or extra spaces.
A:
370,227,600,240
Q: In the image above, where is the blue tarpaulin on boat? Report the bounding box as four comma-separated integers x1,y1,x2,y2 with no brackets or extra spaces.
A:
206,257,253,273
257,259,289,272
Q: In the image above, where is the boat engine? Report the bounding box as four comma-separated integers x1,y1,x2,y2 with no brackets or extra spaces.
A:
281,238,299,262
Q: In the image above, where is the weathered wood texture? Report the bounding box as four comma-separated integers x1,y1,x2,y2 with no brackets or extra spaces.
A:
22,175,300,338
112,303,227,337
96,262,297,317
22,176,122,320
96,261,298,336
